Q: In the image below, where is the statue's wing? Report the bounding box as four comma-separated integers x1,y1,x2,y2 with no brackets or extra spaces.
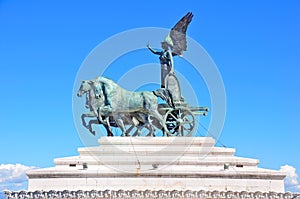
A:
169,12,193,56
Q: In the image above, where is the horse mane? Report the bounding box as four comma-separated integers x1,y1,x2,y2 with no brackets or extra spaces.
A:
93,76,126,94
94,76,115,87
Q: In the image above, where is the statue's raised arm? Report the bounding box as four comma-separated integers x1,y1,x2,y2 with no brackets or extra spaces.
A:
147,43,161,55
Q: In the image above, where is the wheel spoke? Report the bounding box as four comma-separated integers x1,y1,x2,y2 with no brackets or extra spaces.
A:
183,116,192,123
180,126,184,136
183,126,192,131
184,121,194,128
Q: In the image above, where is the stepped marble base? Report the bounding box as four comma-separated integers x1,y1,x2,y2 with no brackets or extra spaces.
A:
27,137,286,192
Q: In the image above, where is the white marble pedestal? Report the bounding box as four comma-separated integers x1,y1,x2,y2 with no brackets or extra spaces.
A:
27,137,286,192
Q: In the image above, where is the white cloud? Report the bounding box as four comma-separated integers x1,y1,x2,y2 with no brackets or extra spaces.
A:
0,164,37,191
280,165,300,192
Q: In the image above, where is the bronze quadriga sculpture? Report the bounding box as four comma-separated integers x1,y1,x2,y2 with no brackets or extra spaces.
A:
77,12,209,137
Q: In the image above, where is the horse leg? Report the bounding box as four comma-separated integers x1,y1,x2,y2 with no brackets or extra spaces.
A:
82,112,113,136
127,115,145,136
96,116,113,137
135,114,155,137
103,125,113,137
81,112,97,130
88,117,112,136
149,109,165,136
145,116,156,137
81,114,88,128
137,122,154,137
96,108,112,137
104,117,113,137
87,119,98,135
146,123,155,137
114,115,127,136
127,125,137,136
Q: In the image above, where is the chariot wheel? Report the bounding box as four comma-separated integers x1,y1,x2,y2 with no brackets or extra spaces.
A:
163,108,195,136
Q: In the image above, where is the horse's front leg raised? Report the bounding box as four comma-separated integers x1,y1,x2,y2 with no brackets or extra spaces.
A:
81,112,98,135
87,119,99,135
89,116,114,137
81,114,88,128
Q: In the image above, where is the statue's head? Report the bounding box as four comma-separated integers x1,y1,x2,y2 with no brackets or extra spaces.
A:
161,41,169,50
161,34,174,51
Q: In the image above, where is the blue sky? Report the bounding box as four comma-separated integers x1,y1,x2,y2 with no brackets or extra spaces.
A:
0,0,300,192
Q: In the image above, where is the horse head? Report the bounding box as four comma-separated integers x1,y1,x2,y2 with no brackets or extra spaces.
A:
77,80,92,97
92,81,104,99
89,81,114,116
78,76,120,114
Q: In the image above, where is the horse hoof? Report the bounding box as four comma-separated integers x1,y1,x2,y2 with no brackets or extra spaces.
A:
91,131,96,136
